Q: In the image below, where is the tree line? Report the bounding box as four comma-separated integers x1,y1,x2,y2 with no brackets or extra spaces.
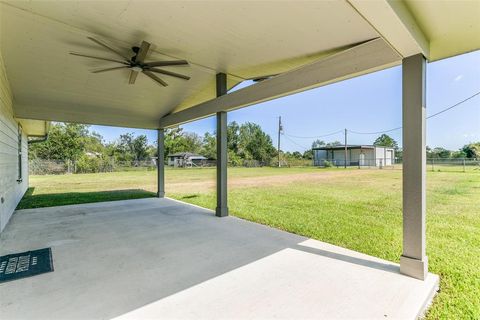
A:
29,122,279,168
30,123,480,169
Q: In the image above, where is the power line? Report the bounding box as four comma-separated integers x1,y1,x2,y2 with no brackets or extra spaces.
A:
283,129,344,139
282,90,480,148
348,126,402,135
282,134,310,151
426,91,480,119
349,90,480,135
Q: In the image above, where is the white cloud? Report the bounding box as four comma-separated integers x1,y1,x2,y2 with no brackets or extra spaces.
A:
454,74,463,82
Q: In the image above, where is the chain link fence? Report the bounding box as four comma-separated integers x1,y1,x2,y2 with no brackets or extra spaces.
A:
426,158,480,172
29,158,157,175
313,157,480,172
29,157,479,175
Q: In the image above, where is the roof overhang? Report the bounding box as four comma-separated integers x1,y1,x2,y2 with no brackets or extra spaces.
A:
313,145,393,151
1,1,478,129
17,119,50,137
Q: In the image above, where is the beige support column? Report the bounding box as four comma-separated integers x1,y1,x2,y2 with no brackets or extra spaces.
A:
400,54,428,280
157,128,165,198
215,73,228,217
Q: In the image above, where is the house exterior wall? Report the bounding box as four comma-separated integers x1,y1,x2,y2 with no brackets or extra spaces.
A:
313,147,394,167
0,53,28,232
374,147,394,166
313,150,327,166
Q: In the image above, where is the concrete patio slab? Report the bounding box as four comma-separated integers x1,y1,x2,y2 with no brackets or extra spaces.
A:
0,198,438,319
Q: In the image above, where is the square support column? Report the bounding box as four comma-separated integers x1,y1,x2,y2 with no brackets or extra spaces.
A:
400,54,428,280
157,128,165,198
216,73,228,217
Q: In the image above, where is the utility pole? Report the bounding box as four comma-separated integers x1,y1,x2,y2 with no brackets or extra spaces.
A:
278,116,283,167
344,128,347,169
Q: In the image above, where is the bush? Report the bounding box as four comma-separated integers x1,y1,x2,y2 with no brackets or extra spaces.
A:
228,150,242,166
29,159,67,175
75,155,112,173
323,160,333,168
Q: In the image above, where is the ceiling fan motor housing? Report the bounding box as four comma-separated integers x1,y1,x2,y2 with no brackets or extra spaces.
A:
71,37,190,86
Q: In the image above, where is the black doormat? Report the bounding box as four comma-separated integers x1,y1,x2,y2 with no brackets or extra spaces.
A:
0,248,53,283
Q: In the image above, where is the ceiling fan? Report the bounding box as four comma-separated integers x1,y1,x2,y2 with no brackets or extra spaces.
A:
70,37,190,86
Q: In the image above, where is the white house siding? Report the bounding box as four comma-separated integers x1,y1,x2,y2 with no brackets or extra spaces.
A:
0,53,28,232
374,147,394,166
313,150,327,166
332,150,346,165
313,147,393,167
386,149,394,165
351,149,376,166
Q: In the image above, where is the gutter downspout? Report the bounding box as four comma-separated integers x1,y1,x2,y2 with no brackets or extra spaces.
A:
28,122,49,144
28,134,48,144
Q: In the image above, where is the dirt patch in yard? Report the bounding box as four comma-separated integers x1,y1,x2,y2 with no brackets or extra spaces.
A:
167,169,374,194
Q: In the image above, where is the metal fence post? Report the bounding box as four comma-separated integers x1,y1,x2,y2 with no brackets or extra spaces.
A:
463,158,466,172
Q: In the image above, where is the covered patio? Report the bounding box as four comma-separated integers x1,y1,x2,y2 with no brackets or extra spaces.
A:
1,1,478,318
1,198,438,319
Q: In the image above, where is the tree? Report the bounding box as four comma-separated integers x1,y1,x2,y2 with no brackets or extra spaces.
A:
110,133,149,162
461,142,480,159
83,131,105,153
131,135,149,161
292,151,303,159
451,150,467,158
164,128,202,158
373,134,398,150
303,150,313,160
238,122,276,163
29,122,90,161
201,132,216,159
326,141,342,147
227,121,240,154
431,147,451,159
311,139,325,149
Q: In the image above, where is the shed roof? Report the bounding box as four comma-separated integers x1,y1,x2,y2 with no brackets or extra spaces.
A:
313,145,395,151
168,152,205,158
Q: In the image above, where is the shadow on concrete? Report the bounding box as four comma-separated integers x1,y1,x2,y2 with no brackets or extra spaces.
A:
293,243,400,274
2,198,419,320
16,187,156,210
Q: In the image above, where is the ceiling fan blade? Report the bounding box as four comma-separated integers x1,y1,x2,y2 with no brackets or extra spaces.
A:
149,68,190,80
87,36,130,61
70,52,129,65
142,70,168,87
135,41,151,63
145,60,189,67
92,66,129,73
129,70,139,84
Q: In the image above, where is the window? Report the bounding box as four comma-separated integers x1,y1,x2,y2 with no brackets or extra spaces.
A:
17,124,22,182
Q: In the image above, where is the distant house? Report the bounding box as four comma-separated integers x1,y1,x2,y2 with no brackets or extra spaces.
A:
85,151,101,158
313,145,395,167
167,152,208,167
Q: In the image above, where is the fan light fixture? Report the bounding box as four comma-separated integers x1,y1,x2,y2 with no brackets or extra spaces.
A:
70,37,191,87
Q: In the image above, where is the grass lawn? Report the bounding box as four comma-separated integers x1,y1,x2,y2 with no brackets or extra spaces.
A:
19,167,480,319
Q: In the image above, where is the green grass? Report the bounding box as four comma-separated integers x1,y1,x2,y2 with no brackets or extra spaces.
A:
19,167,480,319
17,188,156,209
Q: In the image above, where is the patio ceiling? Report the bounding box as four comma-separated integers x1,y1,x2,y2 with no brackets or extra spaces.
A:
1,1,478,129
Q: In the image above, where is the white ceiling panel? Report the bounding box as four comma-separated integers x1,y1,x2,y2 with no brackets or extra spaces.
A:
1,1,379,128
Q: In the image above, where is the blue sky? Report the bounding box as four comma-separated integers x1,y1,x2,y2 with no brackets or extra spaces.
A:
92,50,480,152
